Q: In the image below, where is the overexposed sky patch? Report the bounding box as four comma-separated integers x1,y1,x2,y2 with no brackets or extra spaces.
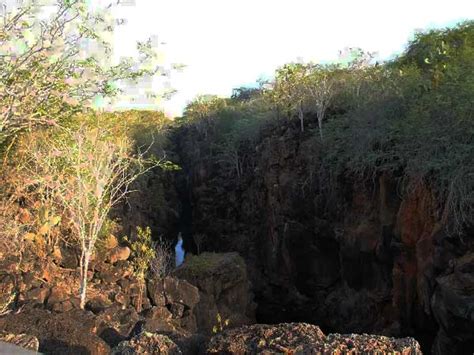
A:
110,0,473,116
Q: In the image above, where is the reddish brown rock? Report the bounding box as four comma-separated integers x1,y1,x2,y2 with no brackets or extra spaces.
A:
144,306,173,321
86,295,113,314
104,235,119,250
0,275,15,311
24,287,49,305
47,285,70,306
98,262,132,284
147,278,166,307
109,246,131,264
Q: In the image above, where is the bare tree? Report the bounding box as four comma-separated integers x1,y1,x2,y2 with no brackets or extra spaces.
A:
22,124,158,309
306,65,339,140
151,237,173,278
270,63,311,132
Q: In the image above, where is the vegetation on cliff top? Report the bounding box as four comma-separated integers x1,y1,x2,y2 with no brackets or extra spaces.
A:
178,21,473,235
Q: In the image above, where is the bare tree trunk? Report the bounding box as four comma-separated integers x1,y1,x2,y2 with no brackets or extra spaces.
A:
234,153,241,180
318,109,324,141
298,106,304,132
235,158,240,179
79,249,90,309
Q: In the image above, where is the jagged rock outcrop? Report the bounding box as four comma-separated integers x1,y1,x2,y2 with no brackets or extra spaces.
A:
173,252,256,334
207,323,422,354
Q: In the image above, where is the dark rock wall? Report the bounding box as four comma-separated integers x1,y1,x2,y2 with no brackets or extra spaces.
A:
113,162,181,243
172,121,474,354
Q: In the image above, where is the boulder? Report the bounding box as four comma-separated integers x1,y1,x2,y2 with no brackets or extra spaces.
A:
20,272,42,290
104,235,119,250
163,277,200,310
207,323,422,354
147,277,200,310
47,285,70,307
51,299,74,313
58,245,80,269
96,305,140,348
147,278,166,307
0,308,110,354
86,295,113,314
37,260,58,283
173,252,256,334
144,306,173,321
113,291,131,308
146,277,199,333
112,332,182,354
98,262,133,284
24,286,49,305
109,246,131,264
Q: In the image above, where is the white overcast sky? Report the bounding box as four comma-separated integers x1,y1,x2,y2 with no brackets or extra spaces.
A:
109,0,473,116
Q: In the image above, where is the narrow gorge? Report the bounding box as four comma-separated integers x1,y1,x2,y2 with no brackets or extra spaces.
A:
166,117,474,354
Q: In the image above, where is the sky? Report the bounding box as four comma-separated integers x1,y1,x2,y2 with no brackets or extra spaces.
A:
109,0,474,117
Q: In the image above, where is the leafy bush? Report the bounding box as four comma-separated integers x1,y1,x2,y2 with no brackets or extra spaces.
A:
323,21,474,233
128,226,156,280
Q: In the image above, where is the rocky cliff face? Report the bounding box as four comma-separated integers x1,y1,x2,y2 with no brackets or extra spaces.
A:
173,121,474,354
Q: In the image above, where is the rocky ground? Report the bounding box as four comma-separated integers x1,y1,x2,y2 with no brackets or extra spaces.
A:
0,235,255,354
0,240,425,354
207,323,422,354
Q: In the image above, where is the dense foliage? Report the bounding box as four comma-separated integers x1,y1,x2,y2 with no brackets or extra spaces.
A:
179,21,474,234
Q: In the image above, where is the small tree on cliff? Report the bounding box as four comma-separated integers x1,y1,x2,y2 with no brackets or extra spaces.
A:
270,63,311,132
306,64,340,140
269,62,341,138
